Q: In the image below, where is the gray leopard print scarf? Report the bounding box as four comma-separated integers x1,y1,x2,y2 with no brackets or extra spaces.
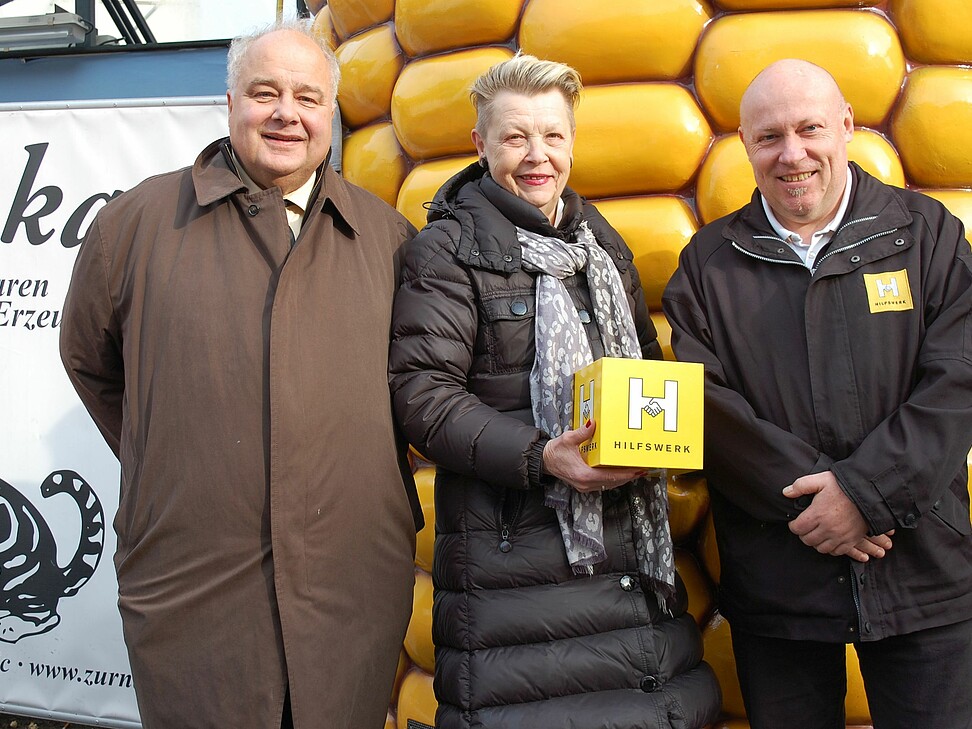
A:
518,220,676,612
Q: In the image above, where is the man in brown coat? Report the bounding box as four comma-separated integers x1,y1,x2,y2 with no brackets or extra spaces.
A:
59,20,421,729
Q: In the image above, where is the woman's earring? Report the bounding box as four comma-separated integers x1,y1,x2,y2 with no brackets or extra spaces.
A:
479,157,488,169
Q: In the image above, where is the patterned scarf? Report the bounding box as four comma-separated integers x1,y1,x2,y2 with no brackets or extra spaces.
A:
518,220,676,612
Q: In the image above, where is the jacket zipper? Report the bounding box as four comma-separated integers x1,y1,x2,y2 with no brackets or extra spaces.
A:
498,489,523,553
732,220,900,275
730,242,807,268
809,226,899,274
849,563,864,638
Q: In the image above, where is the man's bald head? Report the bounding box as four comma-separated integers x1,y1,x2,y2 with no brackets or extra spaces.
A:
738,59,854,238
741,59,847,131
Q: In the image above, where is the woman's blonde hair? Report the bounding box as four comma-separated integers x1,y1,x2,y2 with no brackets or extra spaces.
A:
470,53,583,136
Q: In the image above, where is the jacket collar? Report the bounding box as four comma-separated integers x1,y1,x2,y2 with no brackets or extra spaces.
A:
432,161,585,273
192,139,247,205
191,138,360,237
725,162,914,270
313,159,361,237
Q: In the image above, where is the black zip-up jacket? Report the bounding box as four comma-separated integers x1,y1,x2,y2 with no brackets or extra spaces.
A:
390,163,721,728
663,163,972,642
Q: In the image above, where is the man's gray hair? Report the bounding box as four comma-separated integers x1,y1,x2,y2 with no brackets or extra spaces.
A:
470,53,583,136
226,18,341,102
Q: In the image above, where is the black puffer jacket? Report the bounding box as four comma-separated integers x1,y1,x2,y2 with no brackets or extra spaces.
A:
390,163,721,729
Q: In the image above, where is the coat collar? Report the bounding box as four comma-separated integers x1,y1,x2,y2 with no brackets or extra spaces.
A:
432,161,586,273
192,139,247,205
191,138,360,237
724,162,914,269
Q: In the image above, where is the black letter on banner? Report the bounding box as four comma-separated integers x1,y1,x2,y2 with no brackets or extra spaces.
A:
62,191,121,248
3,143,64,245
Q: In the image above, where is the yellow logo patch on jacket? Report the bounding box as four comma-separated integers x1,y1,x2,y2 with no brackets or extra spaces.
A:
863,269,914,313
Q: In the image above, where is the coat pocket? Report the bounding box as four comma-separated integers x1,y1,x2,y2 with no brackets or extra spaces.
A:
929,484,972,536
478,290,536,373
495,487,525,553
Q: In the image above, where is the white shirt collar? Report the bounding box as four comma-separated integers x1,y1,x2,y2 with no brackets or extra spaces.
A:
229,148,317,210
281,172,317,216
230,149,317,239
761,167,853,268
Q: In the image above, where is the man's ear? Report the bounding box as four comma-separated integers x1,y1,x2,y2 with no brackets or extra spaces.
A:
843,104,855,142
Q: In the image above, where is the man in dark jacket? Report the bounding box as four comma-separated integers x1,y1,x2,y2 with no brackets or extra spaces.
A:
663,58,972,729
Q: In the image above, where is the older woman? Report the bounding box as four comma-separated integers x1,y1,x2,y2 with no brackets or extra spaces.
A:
390,55,721,729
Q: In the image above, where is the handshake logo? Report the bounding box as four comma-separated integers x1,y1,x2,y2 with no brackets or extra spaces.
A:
875,276,900,299
629,379,678,432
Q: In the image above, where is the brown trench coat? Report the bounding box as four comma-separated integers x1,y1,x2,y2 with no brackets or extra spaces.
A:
60,139,420,729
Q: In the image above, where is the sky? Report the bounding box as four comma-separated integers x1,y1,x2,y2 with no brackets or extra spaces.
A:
0,0,302,45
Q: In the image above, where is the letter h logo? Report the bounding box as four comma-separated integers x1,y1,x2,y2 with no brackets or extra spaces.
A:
876,277,899,298
579,379,594,425
629,379,678,432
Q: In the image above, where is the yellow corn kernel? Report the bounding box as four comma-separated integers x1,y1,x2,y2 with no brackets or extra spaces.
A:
892,66,972,188
695,10,905,131
395,0,521,57
890,0,972,65
595,196,698,311
403,570,435,672
520,0,711,84
336,25,405,128
392,48,514,160
396,155,477,230
572,84,712,198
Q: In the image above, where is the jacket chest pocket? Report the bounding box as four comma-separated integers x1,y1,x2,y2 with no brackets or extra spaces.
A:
478,292,536,373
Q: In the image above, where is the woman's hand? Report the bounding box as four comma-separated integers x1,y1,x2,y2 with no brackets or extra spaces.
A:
542,420,647,493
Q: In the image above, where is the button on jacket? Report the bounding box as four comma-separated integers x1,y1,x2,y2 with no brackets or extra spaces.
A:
663,163,972,642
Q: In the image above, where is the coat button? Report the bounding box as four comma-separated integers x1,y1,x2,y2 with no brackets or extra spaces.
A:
864,621,872,634
777,247,786,254
859,573,867,586
894,238,905,246
577,309,592,324
619,575,636,591
503,254,513,262
837,575,846,584
247,204,259,216
904,513,917,526
510,300,528,316
471,249,480,256
639,675,659,692
850,255,861,263
499,540,512,553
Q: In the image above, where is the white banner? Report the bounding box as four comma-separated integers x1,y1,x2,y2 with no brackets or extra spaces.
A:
0,100,228,728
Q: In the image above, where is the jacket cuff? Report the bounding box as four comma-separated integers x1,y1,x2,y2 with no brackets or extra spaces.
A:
831,462,898,535
527,437,551,489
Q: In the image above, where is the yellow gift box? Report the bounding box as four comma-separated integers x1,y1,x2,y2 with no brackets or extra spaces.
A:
572,357,704,470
